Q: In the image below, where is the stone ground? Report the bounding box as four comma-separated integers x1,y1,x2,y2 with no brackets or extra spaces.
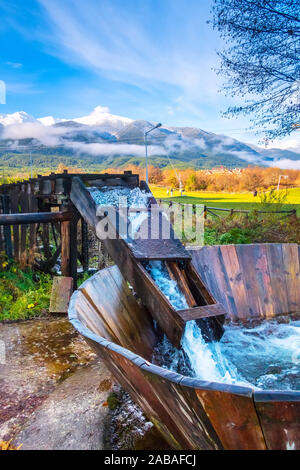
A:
0,317,166,450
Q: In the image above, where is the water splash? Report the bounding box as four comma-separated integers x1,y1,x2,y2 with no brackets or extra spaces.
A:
145,261,189,311
89,186,151,238
148,262,300,390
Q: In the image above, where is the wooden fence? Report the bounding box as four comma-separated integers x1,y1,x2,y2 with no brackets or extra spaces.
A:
158,199,297,219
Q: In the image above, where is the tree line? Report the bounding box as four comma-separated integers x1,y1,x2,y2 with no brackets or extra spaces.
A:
102,164,300,192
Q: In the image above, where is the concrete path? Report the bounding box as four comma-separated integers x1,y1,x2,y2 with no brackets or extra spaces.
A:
13,361,113,450
0,318,113,449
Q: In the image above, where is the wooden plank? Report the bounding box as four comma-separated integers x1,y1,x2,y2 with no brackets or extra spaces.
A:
2,194,13,259
166,261,197,307
81,219,89,272
70,177,184,347
19,187,29,268
129,237,191,260
61,220,71,277
177,303,227,321
190,246,238,320
194,386,266,450
265,243,289,315
69,272,266,450
234,244,266,319
254,244,274,319
42,222,51,260
106,348,220,450
281,244,300,313
69,210,79,290
70,176,224,346
28,185,38,266
9,188,20,263
0,211,72,225
49,276,73,313
185,260,216,305
80,266,156,360
220,245,249,320
254,391,300,450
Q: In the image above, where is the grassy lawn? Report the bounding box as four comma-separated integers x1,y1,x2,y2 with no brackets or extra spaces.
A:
151,186,300,215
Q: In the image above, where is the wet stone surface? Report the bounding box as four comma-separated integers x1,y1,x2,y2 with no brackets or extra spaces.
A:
0,317,164,450
0,318,99,443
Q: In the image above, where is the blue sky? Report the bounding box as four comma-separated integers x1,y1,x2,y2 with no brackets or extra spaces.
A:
0,0,298,148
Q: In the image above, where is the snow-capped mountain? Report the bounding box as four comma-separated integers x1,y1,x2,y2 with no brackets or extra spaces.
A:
0,111,36,126
37,116,65,126
73,105,132,129
0,106,299,169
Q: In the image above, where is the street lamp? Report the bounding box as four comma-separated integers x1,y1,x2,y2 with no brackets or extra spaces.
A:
144,123,162,185
277,174,288,191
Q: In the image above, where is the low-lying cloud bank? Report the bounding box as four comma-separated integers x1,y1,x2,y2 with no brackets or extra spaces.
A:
268,159,300,170
65,141,167,157
1,121,300,169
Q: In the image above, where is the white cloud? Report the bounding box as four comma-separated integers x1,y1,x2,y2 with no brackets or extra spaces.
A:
6,61,23,69
268,159,300,170
36,0,221,104
1,122,64,146
268,139,300,152
65,141,166,157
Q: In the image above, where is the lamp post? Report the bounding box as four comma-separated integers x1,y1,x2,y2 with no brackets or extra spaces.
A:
277,174,288,191
145,123,162,185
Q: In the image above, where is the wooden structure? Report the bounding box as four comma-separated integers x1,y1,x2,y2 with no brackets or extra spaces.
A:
69,245,300,450
190,244,300,320
49,276,73,314
0,171,225,344
70,176,225,347
0,171,139,289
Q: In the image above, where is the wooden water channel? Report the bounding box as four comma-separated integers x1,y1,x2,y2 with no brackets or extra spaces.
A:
69,244,300,450
1,172,299,449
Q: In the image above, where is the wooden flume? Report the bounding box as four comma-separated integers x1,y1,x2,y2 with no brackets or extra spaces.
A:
69,250,300,450
70,175,226,347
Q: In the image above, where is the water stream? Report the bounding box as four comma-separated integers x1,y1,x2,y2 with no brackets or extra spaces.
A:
147,260,300,391
90,187,300,391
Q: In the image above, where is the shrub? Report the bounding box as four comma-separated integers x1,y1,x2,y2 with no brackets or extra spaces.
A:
0,258,52,321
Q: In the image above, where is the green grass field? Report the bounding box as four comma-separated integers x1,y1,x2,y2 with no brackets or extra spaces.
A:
151,186,300,216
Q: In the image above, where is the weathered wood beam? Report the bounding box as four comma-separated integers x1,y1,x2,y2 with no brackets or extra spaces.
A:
0,211,72,226
177,303,227,322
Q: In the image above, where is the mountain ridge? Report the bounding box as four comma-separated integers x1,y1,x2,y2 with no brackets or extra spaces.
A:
0,106,299,170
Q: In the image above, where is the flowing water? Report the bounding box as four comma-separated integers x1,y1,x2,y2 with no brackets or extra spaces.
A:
147,260,300,391
89,186,151,238
89,187,300,391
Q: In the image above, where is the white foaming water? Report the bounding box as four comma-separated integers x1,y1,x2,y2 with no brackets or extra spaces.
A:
182,321,250,386
148,263,300,390
145,261,189,311
219,320,300,390
89,186,151,238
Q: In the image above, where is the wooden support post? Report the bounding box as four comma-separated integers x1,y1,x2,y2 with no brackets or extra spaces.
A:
70,211,79,290
81,218,89,272
0,225,3,253
19,186,29,269
61,218,71,277
61,205,79,290
28,183,38,266
2,195,13,259
10,187,20,263
42,223,51,260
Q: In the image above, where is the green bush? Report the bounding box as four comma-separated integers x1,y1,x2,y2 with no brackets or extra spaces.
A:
0,259,52,321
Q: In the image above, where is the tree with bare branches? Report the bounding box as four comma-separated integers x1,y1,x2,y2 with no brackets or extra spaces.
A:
211,0,300,138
